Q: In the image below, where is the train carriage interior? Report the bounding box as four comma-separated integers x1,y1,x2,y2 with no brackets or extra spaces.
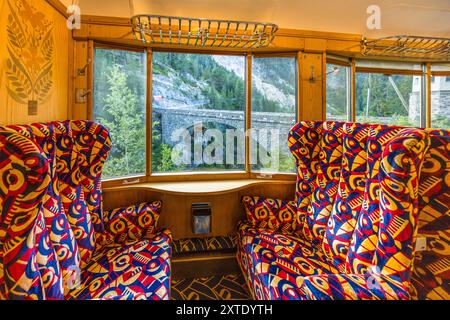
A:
0,0,449,306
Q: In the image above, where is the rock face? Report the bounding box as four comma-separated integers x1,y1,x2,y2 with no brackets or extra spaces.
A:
212,55,296,112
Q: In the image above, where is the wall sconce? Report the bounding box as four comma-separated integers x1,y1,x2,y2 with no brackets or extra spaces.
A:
192,202,212,235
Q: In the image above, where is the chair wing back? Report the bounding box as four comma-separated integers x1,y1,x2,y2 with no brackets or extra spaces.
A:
374,129,431,285
411,130,450,299
0,130,64,299
0,120,112,299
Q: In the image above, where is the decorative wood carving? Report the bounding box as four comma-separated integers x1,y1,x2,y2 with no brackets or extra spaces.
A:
6,0,54,105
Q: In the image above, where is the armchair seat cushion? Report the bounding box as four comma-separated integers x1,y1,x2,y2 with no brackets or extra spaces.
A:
238,222,339,299
68,230,171,300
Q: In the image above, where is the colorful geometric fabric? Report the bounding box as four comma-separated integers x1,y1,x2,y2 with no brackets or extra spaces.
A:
172,235,238,255
242,196,297,234
411,130,450,300
2,123,81,295
0,121,172,300
0,130,63,299
239,121,450,300
171,274,250,300
53,121,96,267
98,201,162,246
68,231,171,300
346,125,404,275
70,120,112,233
296,121,345,246
322,123,370,271
287,121,323,235
238,221,339,300
374,129,430,286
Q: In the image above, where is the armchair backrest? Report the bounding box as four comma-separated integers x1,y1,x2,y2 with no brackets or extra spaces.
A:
289,121,450,298
0,120,111,299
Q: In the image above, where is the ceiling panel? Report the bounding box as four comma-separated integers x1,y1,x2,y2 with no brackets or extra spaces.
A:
63,0,450,37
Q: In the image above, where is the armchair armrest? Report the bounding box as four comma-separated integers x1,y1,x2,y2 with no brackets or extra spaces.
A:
97,201,162,246
242,196,297,235
295,273,410,300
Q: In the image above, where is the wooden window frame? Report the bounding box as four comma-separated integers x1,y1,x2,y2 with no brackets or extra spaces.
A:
90,43,298,188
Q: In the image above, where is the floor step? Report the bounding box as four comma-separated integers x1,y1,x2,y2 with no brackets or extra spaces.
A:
172,252,240,279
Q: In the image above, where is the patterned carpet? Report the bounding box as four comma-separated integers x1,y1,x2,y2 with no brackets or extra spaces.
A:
171,273,250,300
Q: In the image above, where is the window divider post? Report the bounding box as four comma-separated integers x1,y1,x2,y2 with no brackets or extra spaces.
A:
146,47,153,178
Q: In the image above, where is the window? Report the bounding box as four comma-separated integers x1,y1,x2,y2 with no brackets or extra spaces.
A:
93,48,147,179
251,56,297,173
355,73,421,127
326,63,350,121
151,52,246,173
431,76,450,129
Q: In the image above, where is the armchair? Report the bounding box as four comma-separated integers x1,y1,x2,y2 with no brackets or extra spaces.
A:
238,121,450,300
0,120,171,300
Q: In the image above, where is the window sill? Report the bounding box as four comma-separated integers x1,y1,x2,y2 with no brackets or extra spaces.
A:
102,178,295,195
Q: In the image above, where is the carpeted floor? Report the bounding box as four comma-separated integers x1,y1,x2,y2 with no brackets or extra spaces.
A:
171,273,250,300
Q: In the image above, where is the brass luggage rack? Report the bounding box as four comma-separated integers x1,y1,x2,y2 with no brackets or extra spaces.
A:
361,35,450,61
130,14,278,49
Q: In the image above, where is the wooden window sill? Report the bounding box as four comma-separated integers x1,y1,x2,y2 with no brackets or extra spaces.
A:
103,179,295,195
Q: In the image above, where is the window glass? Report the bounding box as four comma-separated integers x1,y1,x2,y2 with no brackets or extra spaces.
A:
326,63,350,121
431,64,450,72
93,48,147,179
152,52,246,173
356,60,423,71
355,72,421,127
431,76,450,129
251,57,297,173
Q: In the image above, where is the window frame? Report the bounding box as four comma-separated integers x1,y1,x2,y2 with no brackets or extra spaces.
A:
90,43,448,187
354,65,426,127
92,44,149,182
91,43,299,187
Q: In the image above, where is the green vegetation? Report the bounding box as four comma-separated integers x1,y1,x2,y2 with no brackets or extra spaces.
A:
96,65,146,178
432,115,450,129
355,73,418,126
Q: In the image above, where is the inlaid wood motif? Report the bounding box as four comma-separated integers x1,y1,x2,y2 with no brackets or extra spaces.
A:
6,0,54,105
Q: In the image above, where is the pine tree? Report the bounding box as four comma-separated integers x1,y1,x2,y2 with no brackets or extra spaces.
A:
98,65,146,177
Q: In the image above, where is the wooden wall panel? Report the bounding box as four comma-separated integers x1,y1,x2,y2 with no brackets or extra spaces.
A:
299,53,325,121
102,183,296,239
71,40,90,119
0,0,70,125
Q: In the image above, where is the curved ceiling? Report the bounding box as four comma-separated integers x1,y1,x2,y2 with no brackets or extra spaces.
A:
62,0,450,37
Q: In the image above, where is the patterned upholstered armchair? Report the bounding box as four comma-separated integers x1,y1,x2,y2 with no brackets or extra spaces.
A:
0,120,171,300
238,121,450,300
